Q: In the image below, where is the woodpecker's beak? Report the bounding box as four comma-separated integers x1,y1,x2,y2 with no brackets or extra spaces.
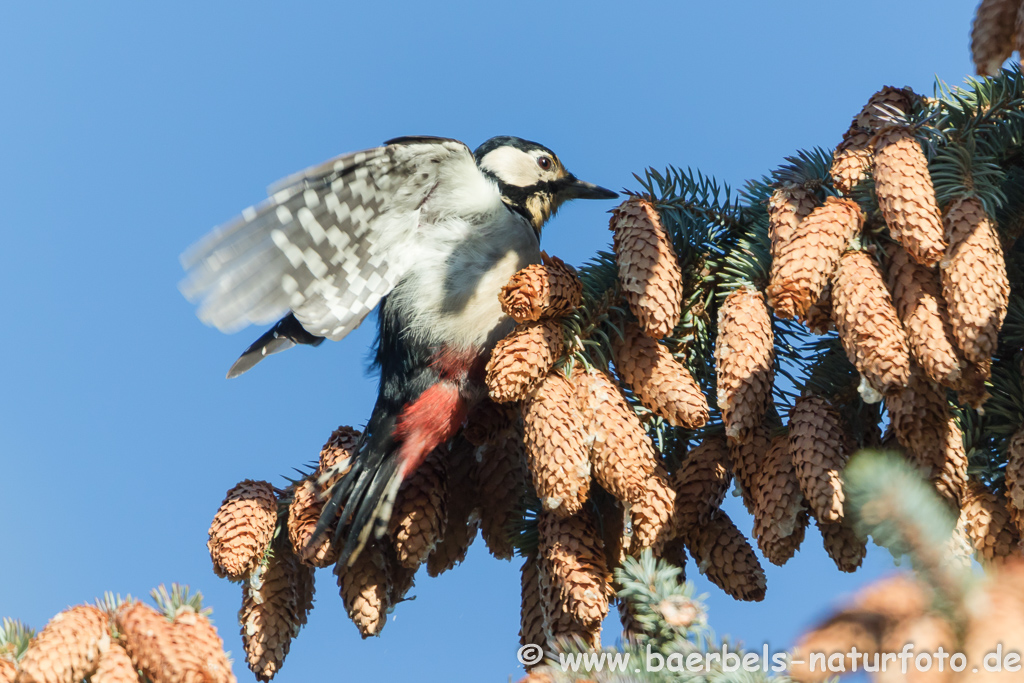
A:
563,177,619,201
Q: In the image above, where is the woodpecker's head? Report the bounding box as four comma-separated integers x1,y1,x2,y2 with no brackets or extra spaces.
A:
474,136,617,232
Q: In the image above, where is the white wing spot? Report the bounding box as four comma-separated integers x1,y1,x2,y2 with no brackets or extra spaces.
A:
275,206,293,224
303,247,329,279
242,207,257,221
325,226,351,257
281,273,299,294
270,229,305,269
303,189,320,208
332,201,351,223
273,188,296,204
297,207,327,245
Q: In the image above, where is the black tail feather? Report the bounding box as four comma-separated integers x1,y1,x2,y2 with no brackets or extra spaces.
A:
314,401,404,567
314,422,403,569
227,313,325,378
337,456,402,567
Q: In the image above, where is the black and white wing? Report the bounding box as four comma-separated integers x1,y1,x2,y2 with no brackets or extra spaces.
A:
180,137,476,344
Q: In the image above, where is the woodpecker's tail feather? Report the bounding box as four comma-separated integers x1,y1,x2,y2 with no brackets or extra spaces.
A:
319,384,467,568
227,313,325,378
317,375,472,567
338,456,404,567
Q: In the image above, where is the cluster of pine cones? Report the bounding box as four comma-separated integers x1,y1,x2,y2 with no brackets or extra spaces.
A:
972,0,1024,76
1,586,233,683
503,81,1024,654
770,84,1021,570
485,203,773,654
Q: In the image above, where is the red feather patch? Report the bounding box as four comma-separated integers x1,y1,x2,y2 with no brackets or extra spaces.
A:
393,381,466,478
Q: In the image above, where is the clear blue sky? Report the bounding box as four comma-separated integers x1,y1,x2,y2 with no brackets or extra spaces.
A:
0,1,980,680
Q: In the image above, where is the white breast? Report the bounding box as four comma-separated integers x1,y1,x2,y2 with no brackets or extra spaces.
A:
388,175,542,351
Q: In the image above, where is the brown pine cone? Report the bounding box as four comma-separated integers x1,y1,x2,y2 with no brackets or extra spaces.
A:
658,536,689,580
941,196,1009,364
932,417,969,511
971,0,1019,75
610,196,683,338
486,320,564,403
172,609,236,683
672,434,733,538
884,364,950,470
613,323,708,429
628,467,678,555
873,126,946,267
288,478,338,568
335,541,390,639
685,509,766,602
241,538,315,679
478,423,529,560
955,358,993,410
208,479,278,580
817,519,867,572
389,446,448,569
886,243,963,387
716,288,775,443
768,185,816,264
499,254,583,322
17,605,108,683
854,86,917,132
426,438,480,576
537,508,612,631
832,250,911,396
883,365,966,511
963,481,1021,565
521,372,591,517
1005,428,1024,537
753,434,810,566
90,642,138,683
519,555,547,661
118,601,206,683
788,395,851,524
767,196,863,320
575,368,657,505
537,560,602,651
730,422,772,512
317,426,360,491
0,658,15,683
618,599,643,646
802,284,834,335
463,399,518,447
831,127,873,195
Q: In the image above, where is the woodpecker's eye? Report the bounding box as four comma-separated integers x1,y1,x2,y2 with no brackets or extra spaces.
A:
537,156,551,170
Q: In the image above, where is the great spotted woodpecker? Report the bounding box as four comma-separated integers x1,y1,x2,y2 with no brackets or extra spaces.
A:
181,135,616,565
